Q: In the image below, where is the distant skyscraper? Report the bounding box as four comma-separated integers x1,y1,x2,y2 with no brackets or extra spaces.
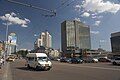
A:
41,31,52,48
34,31,52,49
61,20,91,55
111,32,120,54
34,38,42,49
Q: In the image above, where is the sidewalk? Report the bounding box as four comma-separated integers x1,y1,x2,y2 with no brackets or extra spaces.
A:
0,62,13,80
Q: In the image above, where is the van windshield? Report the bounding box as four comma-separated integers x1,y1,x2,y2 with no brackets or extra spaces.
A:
37,57,49,61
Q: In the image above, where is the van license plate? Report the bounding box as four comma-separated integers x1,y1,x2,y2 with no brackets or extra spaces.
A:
45,64,49,66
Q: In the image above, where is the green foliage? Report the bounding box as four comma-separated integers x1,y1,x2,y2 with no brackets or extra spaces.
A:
16,50,28,58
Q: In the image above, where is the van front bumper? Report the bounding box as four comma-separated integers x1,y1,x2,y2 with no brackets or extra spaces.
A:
37,65,52,70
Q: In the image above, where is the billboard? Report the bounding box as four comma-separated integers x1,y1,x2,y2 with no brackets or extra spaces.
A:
8,33,17,45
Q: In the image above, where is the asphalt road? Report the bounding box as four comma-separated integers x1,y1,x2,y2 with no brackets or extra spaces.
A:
8,59,120,80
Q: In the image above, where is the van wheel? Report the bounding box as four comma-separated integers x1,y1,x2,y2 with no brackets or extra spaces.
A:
113,62,117,65
27,64,30,68
47,68,50,71
36,66,39,71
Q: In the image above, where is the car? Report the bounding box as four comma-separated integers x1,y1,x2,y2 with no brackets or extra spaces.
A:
111,57,120,65
60,57,67,62
69,57,83,64
0,58,4,64
0,58,4,69
26,53,52,71
98,58,111,62
6,57,15,62
66,58,71,63
83,56,98,63
51,57,60,61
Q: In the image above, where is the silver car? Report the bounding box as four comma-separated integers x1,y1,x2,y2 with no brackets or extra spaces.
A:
111,57,120,65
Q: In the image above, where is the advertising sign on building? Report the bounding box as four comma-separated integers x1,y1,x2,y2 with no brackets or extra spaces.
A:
8,33,17,45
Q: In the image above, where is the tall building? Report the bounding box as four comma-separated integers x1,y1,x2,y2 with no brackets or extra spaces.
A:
7,33,17,55
8,44,16,54
34,38,42,49
111,32,120,54
61,20,91,56
41,31,52,48
34,31,52,49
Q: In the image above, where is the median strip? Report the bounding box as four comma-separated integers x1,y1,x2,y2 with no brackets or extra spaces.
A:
2,62,13,80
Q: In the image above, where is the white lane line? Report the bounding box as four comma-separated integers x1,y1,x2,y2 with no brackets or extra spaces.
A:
70,65,120,71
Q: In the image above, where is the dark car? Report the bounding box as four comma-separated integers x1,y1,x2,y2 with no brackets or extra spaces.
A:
60,57,67,62
69,57,83,64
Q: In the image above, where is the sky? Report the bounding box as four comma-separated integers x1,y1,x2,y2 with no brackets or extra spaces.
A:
0,0,120,51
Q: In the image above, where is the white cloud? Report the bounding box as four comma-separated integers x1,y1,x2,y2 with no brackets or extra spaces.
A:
92,16,103,19
81,12,90,17
21,24,28,27
75,5,81,11
94,21,101,26
74,18,81,22
82,0,120,14
0,12,30,27
11,12,16,16
90,31,100,34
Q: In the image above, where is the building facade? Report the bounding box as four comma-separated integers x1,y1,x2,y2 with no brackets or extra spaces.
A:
34,38,42,49
61,20,91,56
41,31,52,48
111,32,120,54
7,33,17,55
34,31,52,54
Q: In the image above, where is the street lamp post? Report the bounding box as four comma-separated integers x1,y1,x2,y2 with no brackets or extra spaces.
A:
5,14,11,59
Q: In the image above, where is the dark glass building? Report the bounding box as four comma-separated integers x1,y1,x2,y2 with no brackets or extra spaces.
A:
111,32,120,54
61,20,91,56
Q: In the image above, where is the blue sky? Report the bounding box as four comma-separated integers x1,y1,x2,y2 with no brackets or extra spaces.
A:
0,0,120,51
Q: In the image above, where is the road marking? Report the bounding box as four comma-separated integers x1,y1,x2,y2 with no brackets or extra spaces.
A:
70,65,120,71
55,62,120,71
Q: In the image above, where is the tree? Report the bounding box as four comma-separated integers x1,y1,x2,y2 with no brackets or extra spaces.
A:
16,50,28,58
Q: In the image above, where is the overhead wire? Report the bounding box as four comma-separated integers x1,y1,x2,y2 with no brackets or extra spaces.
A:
7,0,56,16
56,0,70,10
41,0,71,17
55,0,76,13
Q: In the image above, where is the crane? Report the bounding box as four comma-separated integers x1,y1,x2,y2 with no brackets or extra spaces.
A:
7,0,56,17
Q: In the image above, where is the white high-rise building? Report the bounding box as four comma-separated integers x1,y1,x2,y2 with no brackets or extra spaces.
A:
41,32,46,47
41,31,52,48
34,31,52,49
34,38,42,49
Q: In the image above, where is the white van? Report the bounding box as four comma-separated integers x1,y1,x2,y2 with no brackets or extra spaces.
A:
25,53,52,70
